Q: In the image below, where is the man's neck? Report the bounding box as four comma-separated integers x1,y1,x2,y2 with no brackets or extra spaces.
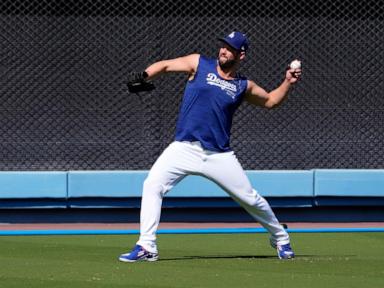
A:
217,65,238,80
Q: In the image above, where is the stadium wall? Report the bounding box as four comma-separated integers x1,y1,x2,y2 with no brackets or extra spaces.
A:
0,169,383,208
1,2,383,222
1,169,384,222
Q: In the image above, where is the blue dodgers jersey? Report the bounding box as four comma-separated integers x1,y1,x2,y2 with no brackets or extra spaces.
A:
175,55,248,152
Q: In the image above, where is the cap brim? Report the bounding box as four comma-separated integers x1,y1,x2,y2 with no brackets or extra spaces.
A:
217,38,238,51
217,38,245,52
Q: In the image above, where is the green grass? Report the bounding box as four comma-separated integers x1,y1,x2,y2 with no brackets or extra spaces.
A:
0,233,383,288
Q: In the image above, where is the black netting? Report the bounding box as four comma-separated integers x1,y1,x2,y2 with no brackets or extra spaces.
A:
0,0,383,170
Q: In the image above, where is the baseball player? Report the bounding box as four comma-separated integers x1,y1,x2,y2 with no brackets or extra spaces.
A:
119,31,302,262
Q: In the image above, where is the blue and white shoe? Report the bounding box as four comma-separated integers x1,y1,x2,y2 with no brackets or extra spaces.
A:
118,245,159,263
276,243,295,259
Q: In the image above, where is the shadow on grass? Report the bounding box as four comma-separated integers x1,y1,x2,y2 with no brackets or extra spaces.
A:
159,254,339,261
159,255,279,261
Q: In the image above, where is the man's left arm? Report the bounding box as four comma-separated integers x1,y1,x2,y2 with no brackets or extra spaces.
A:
244,67,301,108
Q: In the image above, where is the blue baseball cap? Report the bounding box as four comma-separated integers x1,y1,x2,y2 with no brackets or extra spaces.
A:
218,31,249,52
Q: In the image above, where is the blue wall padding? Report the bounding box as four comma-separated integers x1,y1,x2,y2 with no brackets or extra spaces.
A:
247,170,313,197
2,170,384,201
68,170,146,197
314,169,384,196
170,175,226,197
0,172,67,199
67,170,314,198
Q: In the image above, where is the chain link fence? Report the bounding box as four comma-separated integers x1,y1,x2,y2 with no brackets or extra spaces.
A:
0,0,383,170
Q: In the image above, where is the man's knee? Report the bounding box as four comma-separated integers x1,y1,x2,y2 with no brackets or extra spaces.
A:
235,188,262,207
143,177,167,197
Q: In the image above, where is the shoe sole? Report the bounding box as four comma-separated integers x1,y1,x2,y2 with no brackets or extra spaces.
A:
277,251,295,260
278,256,295,260
118,255,159,263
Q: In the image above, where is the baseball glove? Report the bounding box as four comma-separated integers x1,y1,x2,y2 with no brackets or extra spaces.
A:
127,71,155,93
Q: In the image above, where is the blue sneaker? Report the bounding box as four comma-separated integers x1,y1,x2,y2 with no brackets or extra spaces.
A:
276,243,295,259
118,245,159,263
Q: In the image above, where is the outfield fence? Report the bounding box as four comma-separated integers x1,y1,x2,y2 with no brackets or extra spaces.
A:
0,0,383,170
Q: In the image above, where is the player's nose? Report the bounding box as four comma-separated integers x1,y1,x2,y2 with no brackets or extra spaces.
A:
219,47,228,57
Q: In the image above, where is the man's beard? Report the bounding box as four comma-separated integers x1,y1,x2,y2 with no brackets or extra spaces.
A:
218,57,237,70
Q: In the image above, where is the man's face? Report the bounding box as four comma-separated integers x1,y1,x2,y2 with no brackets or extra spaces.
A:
218,43,240,69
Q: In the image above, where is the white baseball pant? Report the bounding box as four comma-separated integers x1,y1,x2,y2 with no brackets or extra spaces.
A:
137,141,290,253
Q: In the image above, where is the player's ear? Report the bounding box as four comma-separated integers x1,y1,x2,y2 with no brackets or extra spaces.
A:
239,51,246,61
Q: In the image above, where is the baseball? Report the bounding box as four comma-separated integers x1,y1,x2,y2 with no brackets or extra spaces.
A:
289,59,301,69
